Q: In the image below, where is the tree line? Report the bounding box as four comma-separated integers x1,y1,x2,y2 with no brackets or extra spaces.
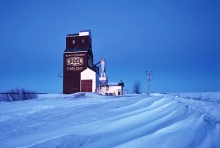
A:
0,88,38,102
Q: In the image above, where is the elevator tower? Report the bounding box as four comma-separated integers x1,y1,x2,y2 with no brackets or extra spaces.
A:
63,30,97,94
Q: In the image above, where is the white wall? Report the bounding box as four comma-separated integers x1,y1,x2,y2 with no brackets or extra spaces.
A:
81,68,96,92
99,85,123,96
108,86,123,96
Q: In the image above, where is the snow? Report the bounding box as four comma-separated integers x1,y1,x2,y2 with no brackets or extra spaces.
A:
0,92,220,148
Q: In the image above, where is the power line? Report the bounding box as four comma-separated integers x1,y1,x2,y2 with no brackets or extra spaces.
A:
146,1,180,95
155,0,214,69
149,0,181,68
146,70,153,95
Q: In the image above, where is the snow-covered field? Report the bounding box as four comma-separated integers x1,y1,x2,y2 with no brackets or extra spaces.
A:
0,92,219,148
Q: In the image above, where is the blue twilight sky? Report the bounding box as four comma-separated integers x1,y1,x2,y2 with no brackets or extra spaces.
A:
0,0,219,93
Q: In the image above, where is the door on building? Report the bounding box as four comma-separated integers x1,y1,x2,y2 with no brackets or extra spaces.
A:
118,89,121,96
81,80,92,92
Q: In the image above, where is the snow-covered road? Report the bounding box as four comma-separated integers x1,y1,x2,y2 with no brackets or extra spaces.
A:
0,92,219,148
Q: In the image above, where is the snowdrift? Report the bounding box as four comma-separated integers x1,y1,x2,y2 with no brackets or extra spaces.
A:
0,92,219,148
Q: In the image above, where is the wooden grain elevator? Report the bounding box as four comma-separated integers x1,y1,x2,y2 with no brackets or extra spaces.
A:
63,30,98,94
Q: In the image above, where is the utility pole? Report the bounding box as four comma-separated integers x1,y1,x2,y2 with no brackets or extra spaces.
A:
146,70,153,95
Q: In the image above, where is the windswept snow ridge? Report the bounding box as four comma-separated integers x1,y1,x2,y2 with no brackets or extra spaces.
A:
173,92,220,122
0,92,219,148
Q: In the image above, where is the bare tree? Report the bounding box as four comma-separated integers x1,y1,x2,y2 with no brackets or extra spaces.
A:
133,80,141,94
0,88,38,102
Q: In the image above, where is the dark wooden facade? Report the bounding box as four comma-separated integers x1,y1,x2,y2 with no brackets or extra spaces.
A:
63,31,94,94
66,35,92,49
